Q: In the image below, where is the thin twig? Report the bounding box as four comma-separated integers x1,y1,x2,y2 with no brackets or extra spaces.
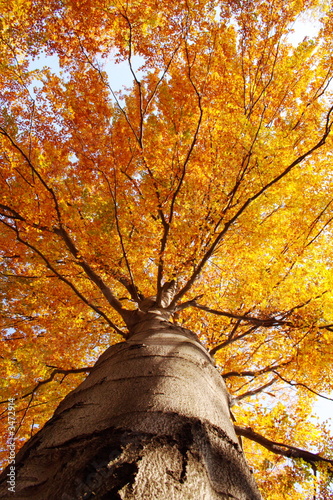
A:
232,376,279,402
273,371,333,402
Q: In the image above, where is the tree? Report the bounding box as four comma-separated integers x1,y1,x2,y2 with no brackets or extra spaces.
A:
0,0,333,497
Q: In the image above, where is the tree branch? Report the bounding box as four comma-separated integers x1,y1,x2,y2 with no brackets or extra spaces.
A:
222,358,293,379
210,325,258,356
53,226,126,316
122,14,144,147
4,221,125,335
273,371,333,402
0,204,25,221
0,367,93,406
92,167,141,304
76,38,141,145
170,105,333,305
192,302,290,327
234,425,333,466
232,376,279,403
0,203,51,232
0,127,63,223
23,367,92,400
156,40,203,297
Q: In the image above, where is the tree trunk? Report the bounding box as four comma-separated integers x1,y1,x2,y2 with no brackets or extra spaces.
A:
0,314,262,499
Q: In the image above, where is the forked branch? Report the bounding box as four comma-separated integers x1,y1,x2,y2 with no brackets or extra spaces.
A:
0,127,63,223
156,40,204,296
53,227,126,317
6,222,125,335
210,326,258,355
170,105,333,306
231,376,279,403
0,367,93,405
0,128,134,327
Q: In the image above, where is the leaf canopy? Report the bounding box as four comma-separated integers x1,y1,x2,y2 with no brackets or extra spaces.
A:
1,0,333,496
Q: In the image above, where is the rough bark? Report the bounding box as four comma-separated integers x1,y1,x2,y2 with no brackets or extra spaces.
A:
0,314,262,499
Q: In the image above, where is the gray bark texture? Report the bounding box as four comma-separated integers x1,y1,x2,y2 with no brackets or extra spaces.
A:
0,314,263,499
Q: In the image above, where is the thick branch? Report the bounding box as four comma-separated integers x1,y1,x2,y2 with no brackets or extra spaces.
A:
320,323,333,332
234,425,333,466
107,268,144,303
53,227,125,316
0,127,131,328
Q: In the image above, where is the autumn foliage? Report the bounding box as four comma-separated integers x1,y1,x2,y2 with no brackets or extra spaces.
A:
1,0,333,497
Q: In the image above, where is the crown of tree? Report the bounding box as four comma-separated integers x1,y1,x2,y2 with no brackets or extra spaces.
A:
1,0,333,497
